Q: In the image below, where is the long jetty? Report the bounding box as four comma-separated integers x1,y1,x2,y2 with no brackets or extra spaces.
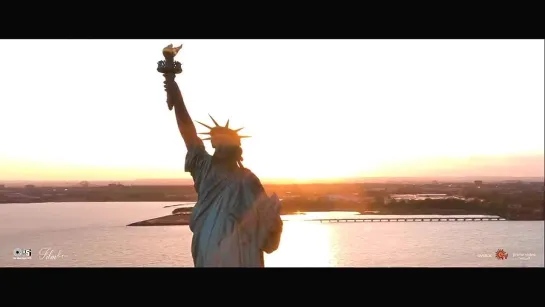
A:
311,217,506,223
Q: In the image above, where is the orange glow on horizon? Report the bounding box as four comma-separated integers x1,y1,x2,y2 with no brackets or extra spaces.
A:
0,40,543,182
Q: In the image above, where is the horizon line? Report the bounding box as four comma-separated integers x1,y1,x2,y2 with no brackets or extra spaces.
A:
2,175,544,185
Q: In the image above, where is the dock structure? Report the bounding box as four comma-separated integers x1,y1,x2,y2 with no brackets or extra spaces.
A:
313,217,506,223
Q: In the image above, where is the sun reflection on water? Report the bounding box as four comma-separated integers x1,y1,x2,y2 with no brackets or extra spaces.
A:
265,218,338,267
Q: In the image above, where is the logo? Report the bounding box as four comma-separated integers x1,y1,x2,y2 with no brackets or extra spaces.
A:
38,247,67,260
495,249,508,260
13,248,32,260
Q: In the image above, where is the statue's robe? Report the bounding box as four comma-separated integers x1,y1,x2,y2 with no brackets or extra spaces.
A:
186,144,283,267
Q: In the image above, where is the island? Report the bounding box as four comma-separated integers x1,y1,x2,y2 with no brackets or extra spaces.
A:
128,207,192,226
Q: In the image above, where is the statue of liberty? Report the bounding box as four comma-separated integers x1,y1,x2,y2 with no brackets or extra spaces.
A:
158,44,283,267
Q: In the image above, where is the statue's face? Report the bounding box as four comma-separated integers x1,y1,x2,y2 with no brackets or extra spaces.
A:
212,146,240,163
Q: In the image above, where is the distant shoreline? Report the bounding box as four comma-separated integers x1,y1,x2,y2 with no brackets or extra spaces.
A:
2,176,543,188
2,182,543,222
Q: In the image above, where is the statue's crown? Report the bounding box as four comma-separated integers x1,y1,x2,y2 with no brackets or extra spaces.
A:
197,115,250,147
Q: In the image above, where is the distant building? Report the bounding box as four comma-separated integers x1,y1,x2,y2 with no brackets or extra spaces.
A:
474,180,483,188
325,194,360,202
361,196,376,203
390,194,465,201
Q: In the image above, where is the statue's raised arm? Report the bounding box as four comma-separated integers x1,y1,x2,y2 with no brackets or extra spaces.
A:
158,44,203,149
164,75,202,149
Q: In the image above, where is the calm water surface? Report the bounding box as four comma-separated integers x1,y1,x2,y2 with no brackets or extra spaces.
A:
0,202,542,267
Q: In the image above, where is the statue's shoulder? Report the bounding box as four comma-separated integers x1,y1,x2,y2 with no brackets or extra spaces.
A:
240,168,266,200
240,168,263,186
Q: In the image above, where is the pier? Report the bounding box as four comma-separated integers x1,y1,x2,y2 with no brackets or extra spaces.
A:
313,217,507,223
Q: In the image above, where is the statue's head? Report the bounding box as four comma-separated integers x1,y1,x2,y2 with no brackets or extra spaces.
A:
196,115,250,168
212,145,243,167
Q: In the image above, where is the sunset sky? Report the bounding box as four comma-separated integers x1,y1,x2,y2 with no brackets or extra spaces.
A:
0,40,543,182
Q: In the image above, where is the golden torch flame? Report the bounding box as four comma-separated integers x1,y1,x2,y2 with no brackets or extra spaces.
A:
162,44,183,58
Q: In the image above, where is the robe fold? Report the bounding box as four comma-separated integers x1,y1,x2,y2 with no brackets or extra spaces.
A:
185,145,282,267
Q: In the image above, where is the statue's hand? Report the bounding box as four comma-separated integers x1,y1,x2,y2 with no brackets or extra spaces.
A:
163,73,176,86
163,75,180,109
163,79,175,93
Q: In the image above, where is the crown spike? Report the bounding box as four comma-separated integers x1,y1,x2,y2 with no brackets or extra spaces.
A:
234,127,244,132
198,132,210,135
202,137,212,140
208,114,220,127
239,136,251,138
225,119,230,128
196,121,213,130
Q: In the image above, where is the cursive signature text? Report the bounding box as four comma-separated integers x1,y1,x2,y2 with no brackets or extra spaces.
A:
39,248,67,260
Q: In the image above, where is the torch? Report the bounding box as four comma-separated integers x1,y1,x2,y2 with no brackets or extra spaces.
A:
157,44,183,110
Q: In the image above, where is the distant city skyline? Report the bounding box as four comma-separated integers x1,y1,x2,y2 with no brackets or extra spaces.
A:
0,40,543,182
2,174,544,187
